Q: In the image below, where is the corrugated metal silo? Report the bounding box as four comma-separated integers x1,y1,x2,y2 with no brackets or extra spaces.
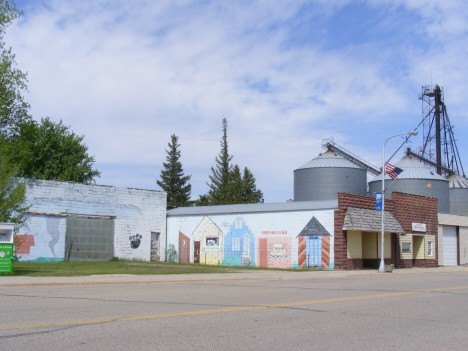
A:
294,150,367,201
368,156,449,213
448,174,468,216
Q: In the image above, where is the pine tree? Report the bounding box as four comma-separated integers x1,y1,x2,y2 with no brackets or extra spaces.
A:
242,167,263,203
202,118,233,205
157,134,192,207
230,164,244,204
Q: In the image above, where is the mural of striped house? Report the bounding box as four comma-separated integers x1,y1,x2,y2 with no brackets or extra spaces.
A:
297,216,331,268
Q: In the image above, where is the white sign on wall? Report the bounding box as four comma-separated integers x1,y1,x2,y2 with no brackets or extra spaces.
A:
412,222,426,232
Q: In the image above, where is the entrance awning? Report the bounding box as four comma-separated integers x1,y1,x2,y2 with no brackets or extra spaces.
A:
342,207,405,233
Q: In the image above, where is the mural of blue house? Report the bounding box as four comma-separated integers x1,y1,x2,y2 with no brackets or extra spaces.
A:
297,216,331,268
222,216,256,267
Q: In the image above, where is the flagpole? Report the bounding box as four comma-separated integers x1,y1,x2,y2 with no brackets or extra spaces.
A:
379,131,418,273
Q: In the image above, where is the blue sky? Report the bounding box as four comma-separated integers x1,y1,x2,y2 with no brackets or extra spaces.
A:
6,0,468,202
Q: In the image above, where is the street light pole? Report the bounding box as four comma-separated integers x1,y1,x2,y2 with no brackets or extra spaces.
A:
379,131,418,273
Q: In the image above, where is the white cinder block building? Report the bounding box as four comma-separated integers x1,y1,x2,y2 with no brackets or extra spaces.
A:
17,179,166,262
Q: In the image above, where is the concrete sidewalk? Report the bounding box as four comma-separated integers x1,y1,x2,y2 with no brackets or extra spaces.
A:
1,265,466,288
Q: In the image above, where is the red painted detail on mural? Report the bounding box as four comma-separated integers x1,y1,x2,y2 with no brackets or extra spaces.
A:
298,237,306,268
258,238,268,268
322,236,330,269
14,235,35,254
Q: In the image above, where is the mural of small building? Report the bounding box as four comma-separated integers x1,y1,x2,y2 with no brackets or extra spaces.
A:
223,216,256,267
16,179,166,262
192,216,224,265
297,216,331,268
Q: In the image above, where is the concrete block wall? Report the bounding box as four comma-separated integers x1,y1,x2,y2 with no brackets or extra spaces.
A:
17,179,166,262
167,209,335,269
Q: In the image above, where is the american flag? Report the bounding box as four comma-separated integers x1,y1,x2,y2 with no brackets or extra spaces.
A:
385,162,404,180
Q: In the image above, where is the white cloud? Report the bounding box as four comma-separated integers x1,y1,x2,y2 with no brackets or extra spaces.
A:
5,0,468,201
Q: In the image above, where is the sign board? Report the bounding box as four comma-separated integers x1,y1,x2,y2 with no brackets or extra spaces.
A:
376,193,382,211
412,222,426,232
0,244,13,273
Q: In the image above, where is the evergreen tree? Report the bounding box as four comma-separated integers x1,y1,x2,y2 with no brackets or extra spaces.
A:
196,118,263,206
157,134,192,207
242,166,263,203
230,164,244,204
200,118,233,205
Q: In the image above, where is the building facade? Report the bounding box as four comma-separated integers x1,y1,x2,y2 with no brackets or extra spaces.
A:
166,201,337,269
16,179,166,262
334,192,439,270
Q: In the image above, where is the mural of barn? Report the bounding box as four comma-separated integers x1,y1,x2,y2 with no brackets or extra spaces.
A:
297,216,331,268
222,216,256,267
192,216,224,265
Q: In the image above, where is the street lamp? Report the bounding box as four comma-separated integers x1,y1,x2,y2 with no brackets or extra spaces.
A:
379,131,418,273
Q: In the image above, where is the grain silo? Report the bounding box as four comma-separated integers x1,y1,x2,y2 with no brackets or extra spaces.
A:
448,174,468,216
368,156,449,212
294,150,367,201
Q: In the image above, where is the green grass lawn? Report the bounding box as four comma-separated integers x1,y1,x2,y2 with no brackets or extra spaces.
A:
8,260,315,277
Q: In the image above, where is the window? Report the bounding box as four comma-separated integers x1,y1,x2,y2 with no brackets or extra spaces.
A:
427,241,433,256
232,237,240,251
206,237,219,246
402,242,411,253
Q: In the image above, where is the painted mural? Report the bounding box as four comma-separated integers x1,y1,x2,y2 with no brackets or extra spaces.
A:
297,216,331,268
16,215,66,262
193,217,224,265
179,232,190,263
167,209,335,269
222,216,256,267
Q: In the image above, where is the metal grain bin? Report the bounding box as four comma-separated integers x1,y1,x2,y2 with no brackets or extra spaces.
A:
368,156,449,213
448,174,468,216
294,150,367,201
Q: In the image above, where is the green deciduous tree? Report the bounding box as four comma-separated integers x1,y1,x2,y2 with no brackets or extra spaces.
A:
157,134,192,207
0,154,28,224
0,1,30,137
3,117,101,183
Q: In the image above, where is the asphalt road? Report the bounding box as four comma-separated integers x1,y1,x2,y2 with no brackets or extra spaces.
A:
1,268,468,350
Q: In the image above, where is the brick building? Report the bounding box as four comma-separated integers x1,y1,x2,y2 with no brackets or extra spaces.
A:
334,192,438,270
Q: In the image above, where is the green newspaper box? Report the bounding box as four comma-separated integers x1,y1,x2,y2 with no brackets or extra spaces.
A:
0,223,15,273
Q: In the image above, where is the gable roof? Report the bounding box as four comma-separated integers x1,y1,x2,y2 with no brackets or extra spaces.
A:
342,207,405,233
297,216,331,237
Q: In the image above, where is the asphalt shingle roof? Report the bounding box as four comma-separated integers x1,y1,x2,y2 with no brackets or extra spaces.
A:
342,207,405,233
